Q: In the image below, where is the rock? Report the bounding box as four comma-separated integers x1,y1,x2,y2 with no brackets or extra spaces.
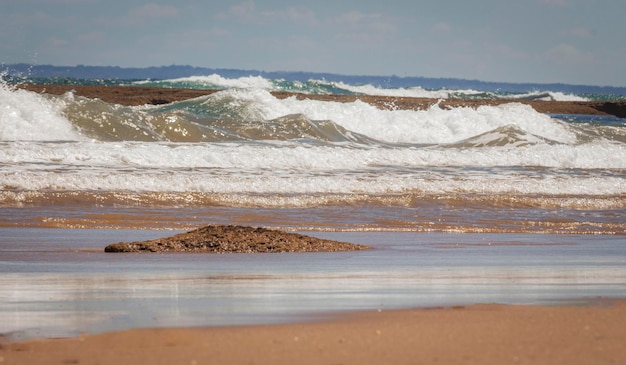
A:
17,84,626,118
104,225,368,253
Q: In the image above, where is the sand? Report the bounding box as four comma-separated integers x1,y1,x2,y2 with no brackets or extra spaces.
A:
2,300,625,365
17,84,626,117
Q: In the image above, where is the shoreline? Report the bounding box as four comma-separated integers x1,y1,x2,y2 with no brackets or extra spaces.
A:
17,83,626,118
2,300,625,365
4,83,625,364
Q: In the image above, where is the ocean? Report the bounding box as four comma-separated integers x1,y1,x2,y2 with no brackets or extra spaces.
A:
1,74,624,233
1,72,625,339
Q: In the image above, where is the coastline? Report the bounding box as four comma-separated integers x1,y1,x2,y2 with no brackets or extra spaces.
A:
17,83,626,117
3,83,625,364
2,300,625,365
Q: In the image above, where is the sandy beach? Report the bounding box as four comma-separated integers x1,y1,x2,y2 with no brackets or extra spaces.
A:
2,300,625,365
17,83,626,117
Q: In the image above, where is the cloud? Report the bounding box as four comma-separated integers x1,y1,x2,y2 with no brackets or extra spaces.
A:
545,43,594,65
487,43,527,60
47,37,70,47
560,27,593,38
224,0,316,26
336,10,372,25
333,11,398,33
228,0,255,19
16,0,96,3
431,22,452,33
128,3,179,20
76,32,105,43
165,28,231,50
538,0,568,6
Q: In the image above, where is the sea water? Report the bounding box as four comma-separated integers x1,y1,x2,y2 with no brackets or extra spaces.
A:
0,77,624,233
1,228,625,340
0,74,625,339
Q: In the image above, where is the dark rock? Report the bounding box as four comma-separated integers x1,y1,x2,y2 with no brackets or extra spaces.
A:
17,84,626,118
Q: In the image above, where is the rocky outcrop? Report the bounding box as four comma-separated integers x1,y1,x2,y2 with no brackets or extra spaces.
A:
104,225,368,253
18,84,626,118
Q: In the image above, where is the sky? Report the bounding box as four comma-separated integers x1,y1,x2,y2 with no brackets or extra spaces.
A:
1,0,625,86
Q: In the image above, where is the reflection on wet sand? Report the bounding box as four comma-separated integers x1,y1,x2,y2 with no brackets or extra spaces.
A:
1,229,625,340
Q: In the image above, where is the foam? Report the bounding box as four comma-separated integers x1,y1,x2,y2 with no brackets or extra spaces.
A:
0,84,83,141
2,163,624,197
134,74,591,101
2,139,624,197
135,74,275,90
210,89,578,144
506,91,590,102
322,81,454,98
1,82,622,203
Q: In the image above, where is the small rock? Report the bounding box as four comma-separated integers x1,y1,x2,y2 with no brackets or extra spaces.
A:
104,225,369,253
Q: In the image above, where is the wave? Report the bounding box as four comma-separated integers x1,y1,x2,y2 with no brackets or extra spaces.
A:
498,90,589,102
1,83,624,214
3,85,623,148
0,82,84,141
448,125,559,147
77,89,581,145
2,138,624,191
132,74,593,101
134,75,356,95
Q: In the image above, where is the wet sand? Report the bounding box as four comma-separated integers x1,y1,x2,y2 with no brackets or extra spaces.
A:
2,300,625,365
0,229,626,365
18,83,626,117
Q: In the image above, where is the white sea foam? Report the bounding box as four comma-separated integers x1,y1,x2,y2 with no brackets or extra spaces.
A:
5,84,574,144
321,80,454,98
2,163,624,197
1,139,624,196
136,74,275,90
507,91,589,102
135,74,591,101
5,137,626,170
0,84,623,202
0,84,83,141
206,89,577,144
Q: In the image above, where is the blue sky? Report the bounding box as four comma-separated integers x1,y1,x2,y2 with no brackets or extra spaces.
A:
1,0,625,86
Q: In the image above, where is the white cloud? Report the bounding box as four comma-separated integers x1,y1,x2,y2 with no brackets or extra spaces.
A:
17,0,96,3
560,27,592,38
545,43,594,65
166,28,231,50
333,11,398,33
229,0,255,20
47,36,70,47
76,31,105,43
128,3,179,20
487,43,527,60
538,0,568,6
224,0,316,26
432,22,452,33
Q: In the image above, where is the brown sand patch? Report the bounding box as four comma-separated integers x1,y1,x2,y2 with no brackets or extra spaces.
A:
104,224,368,253
2,301,625,365
17,84,626,117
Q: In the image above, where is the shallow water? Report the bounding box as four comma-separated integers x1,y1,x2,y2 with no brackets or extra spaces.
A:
1,228,624,340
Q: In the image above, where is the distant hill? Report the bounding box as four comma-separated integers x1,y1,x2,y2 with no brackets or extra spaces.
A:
3,63,625,96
